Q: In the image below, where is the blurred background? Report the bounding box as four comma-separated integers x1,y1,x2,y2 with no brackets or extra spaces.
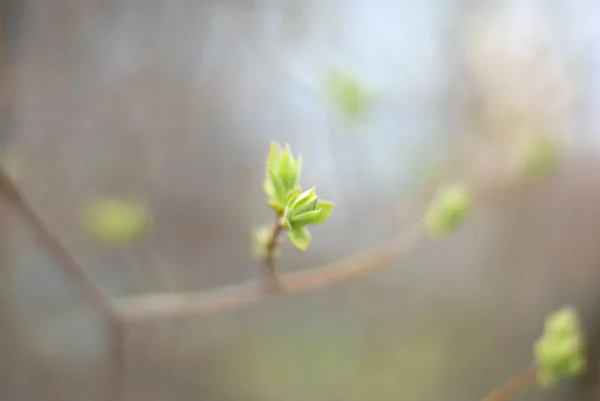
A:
2,0,600,400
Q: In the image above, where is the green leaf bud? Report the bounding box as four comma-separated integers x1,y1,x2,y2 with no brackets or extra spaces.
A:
513,133,561,179
534,307,586,387
424,184,472,236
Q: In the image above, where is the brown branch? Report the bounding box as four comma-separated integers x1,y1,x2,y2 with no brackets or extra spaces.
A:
0,170,116,316
0,170,125,401
116,221,427,323
481,365,538,401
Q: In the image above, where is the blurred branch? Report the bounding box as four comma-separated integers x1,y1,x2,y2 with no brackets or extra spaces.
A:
116,222,426,323
481,365,538,401
0,170,115,315
0,169,125,401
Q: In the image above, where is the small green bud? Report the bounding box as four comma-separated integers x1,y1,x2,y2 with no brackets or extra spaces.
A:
534,307,586,387
424,184,472,236
325,70,370,122
545,307,579,339
284,187,334,231
263,142,303,212
81,197,152,244
513,133,561,179
250,226,280,260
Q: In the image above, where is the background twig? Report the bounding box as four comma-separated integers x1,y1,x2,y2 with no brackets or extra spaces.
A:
0,169,126,401
481,365,538,401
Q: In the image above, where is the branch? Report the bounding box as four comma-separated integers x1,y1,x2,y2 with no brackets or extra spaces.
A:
116,222,427,323
0,169,116,316
481,365,538,401
0,170,125,401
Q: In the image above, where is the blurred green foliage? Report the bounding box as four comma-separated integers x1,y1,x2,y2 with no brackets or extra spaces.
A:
81,197,152,244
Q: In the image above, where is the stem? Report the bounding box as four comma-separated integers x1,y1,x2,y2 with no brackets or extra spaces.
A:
481,365,538,401
263,214,285,281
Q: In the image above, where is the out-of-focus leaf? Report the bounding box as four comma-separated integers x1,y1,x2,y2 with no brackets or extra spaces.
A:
325,70,371,121
513,132,561,179
251,225,279,260
81,197,152,244
424,184,472,237
534,306,586,387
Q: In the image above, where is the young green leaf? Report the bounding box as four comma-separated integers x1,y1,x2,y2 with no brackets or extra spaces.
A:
289,209,323,226
290,187,316,209
285,186,302,204
288,226,311,251
267,167,287,204
307,200,335,225
264,178,276,200
82,197,152,244
292,195,319,216
277,144,298,191
268,199,285,214
267,142,283,172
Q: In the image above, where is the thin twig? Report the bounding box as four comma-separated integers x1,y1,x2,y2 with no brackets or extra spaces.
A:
481,365,538,401
263,215,285,280
115,222,426,323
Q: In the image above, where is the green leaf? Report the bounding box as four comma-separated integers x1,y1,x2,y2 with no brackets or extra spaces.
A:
290,187,316,209
288,226,311,251
263,178,276,199
285,185,302,204
277,144,298,191
289,188,319,217
267,142,283,171
82,197,152,244
308,200,335,225
267,167,287,204
289,209,323,226
268,199,284,214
